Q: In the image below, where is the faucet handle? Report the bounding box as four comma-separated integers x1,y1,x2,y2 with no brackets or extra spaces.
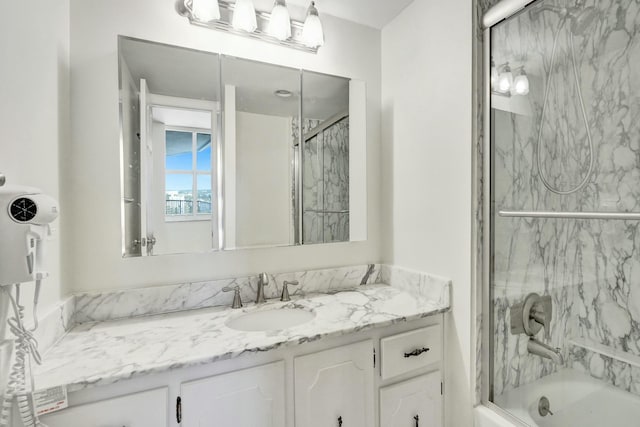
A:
281,280,299,302
259,272,269,286
532,295,553,339
222,285,243,309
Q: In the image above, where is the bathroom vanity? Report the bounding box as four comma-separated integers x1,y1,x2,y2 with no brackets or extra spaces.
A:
33,280,448,427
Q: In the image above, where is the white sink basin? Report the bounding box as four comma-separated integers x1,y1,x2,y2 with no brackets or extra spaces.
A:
226,308,315,332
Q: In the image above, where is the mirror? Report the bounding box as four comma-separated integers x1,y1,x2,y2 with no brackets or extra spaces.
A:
119,37,220,256
119,36,366,257
221,56,300,250
301,71,350,244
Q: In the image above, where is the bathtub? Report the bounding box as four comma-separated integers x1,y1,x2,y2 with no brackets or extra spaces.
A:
477,368,640,426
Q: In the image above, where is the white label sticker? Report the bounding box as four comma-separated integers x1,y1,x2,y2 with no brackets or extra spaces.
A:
33,386,68,416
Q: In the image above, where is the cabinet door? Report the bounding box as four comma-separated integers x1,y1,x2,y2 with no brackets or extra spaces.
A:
40,387,168,427
180,361,285,427
380,372,442,427
294,340,374,427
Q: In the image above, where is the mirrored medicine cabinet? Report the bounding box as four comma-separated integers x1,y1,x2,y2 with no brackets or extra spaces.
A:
118,36,367,257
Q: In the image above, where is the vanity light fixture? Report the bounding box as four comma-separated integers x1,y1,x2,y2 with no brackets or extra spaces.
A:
268,0,292,41
232,0,258,32
490,58,499,91
498,62,514,93
302,1,324,48
179,0,322,53
188,0,221,22
513,68,530,95
492,61,530,96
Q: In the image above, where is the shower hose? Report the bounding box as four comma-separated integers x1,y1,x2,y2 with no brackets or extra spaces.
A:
0,283,48,427
536,17,594,195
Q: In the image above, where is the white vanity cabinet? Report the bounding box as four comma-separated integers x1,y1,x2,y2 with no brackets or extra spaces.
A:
294,340,374,427
380,373,442,427
378,324,443,427
39,315,444,427
40,387,169,427
179,361,286,427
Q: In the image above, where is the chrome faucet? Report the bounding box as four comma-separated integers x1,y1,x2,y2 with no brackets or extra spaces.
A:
256,272,269,304
511,293,564,364
528,338,564,365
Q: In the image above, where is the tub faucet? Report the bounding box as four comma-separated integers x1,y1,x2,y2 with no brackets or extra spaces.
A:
256,272,269,304
528,338,564,365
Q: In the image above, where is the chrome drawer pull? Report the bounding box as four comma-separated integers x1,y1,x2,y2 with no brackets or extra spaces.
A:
404,347,430,358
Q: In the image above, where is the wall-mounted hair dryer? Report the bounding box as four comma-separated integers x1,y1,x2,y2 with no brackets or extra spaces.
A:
0,184,59,286
0,177,59,427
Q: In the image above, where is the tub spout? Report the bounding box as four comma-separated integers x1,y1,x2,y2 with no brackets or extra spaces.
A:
528,338,564,365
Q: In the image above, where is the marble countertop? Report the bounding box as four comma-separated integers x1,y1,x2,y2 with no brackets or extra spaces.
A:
34,284,449,393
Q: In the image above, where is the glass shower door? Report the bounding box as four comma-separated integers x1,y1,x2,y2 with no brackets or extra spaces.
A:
488,0,640,424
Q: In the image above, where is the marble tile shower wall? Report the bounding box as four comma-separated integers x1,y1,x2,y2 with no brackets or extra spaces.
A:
489,0,640,397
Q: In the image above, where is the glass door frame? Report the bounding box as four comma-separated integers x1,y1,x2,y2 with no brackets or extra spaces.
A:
480,0,538,422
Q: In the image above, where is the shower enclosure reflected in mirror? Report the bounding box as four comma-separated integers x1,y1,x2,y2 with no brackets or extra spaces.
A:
118,36,367,257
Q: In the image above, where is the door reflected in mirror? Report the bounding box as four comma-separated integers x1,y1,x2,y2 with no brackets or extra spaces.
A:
221,56,300,250
119,36,366,257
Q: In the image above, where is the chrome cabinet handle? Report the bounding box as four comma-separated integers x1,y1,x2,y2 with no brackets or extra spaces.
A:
404,347,430,358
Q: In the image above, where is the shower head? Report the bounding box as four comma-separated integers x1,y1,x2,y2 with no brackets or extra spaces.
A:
530,2,598,35
569,6,598,35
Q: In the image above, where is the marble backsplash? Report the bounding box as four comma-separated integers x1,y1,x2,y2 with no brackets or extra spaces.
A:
34,264,451,354
73,264,378,324
487,0,640,400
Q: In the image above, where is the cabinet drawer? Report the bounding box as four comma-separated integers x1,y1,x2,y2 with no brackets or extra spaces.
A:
380,372,442,427
380,325,441,380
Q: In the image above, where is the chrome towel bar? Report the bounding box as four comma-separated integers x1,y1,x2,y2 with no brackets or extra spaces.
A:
498,210,640,220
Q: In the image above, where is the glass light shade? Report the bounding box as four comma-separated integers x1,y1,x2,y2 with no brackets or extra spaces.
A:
268,0,292,41
302,2,324,48
232,0,257,32
513,73,530,95
490,63,499,91
498,71,513,93
192,0,220,22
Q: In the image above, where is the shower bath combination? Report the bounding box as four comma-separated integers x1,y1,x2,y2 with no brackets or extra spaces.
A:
484,0,640,425
530,0,598,195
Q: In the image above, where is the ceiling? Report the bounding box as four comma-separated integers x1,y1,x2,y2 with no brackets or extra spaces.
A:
251,0,415,29
120,38,220,102
121,37,349,121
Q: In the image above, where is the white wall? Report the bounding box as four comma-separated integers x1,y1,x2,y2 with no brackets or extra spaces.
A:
0,0,70,319
65,0,381,292
0,0,69,399
381,1,473,426
235,112,292,248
